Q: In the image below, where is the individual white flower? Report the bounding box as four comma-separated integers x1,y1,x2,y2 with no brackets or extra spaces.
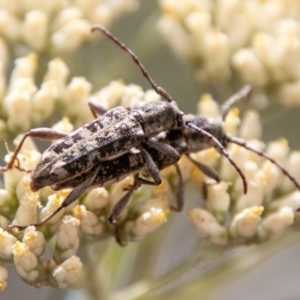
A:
122,196,169,242
11,193,39,228
0,228,17,259
51,255,82,288
83,187,109,215
239,110,262,140
230,206,264,240
23,10,48,51
22,226,46,256
73,205,105,237
54,215,80,263
51,118,74,135
189,208,228,246
38,190,71,227
12,241,40,286
257,207,294,241
43,58,70,93
88,80,125,111
197,94,221,119
205,182,230,223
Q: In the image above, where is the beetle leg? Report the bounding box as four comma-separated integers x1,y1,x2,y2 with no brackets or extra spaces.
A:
1,128,67,172
186,154,221,183
170,163,184,212
138,145,162,185
8,164,102,230
144,139,180,160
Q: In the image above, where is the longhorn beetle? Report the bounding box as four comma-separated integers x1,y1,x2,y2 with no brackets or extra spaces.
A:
0,25,249,197
7,86,300,231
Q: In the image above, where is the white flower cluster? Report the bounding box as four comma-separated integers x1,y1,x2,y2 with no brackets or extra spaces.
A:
188,95,300,246
0,0,138,54
0,51,162,136
158,0,300,105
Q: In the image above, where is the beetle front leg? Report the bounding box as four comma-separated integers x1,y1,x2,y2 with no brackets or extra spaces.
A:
1,128,67,172
8,164,102,230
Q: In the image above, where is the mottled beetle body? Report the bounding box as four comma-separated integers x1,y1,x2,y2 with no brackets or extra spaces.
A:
51,114,223,191
30,101,182,191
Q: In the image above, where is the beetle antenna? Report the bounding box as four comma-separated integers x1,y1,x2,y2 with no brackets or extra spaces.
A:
91,24,174,103
221,85,252,120
187,122,248,194
227,135,300,191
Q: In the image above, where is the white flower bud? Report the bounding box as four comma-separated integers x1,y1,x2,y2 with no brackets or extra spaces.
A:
282,151,300,191
205,182,230,223
0,228,17,259
83,188,109,214
258,207,294,240
43,58,70,92
232,49,268,86
189,208,228,246
230,206,264,240
16,173,32,198
12,241,40,285
269,191,300,211
234,178,265,212
239,110,262,140
22,226,46,257
30,81,59,124
0,264,8,291
197,94,220,118
89,80,125,110
62,77,92,120
266,139,289,166
0,10,21,41
12,193,39,227
202,30,230,80
90,5,112,26
73,205,105,237
51,118,74,135
120,84,145,108
51,256,82,288
38,191,70,227
54,215,80,263
122,196,169,242
143,89,161,103
51,7,84,32
51,19,91,53
23,10,48,51
224,108,240,136
9,53,38,83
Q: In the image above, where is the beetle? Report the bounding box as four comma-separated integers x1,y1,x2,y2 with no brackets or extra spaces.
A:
8,91,300,230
